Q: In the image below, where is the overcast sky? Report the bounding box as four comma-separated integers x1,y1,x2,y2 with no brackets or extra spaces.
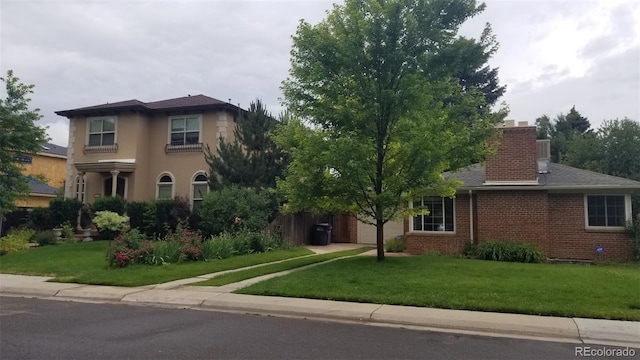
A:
2,0,639,146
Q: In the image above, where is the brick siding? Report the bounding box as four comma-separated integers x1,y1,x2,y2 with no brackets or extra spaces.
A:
405,194,471,255
486,127,538,182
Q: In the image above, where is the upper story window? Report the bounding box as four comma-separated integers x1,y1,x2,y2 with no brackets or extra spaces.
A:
156,173,174,200
585,195,630,228
89,117,116,146
411,196,455,232
170,115,201,146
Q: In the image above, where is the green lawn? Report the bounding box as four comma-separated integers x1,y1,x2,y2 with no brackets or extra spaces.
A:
192,247,373,286
0,242,314,287
236,255,640,321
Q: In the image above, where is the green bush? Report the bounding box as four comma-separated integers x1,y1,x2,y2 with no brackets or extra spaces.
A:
143,199,191,238
60,221,75,239
106,229,153,267
93,211,129,240
385,235,406,253
628,214,640,262
28,207,53,231
32,230,57,246
92,196,126,215
469,241,545,263
0,228,34,254
126,201,147,231
197,185,272,237
200,234,237,260
49,198,82,230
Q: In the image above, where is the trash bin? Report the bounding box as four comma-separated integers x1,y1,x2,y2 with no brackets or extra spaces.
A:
311,223,332,245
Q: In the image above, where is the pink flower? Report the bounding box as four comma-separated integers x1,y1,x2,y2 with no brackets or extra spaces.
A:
234,217,241,224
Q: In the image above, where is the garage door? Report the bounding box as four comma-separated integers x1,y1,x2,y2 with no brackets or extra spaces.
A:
357,219,404,245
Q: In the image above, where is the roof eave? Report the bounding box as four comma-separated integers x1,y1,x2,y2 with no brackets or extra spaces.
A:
459,185,640,192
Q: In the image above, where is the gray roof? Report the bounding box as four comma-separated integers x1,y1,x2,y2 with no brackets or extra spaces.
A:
29,181,62,196
40,142,67,157
56,95,240,117
447,163,640,191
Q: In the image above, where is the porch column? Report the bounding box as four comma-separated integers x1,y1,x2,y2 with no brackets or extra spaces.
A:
110,170,120,197
77,171,85,202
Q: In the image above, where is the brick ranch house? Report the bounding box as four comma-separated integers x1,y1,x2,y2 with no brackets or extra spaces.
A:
403,121,640,261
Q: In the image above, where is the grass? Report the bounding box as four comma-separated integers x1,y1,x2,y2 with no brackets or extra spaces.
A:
236,254,640,321
192,247,373,286
0,242,314,287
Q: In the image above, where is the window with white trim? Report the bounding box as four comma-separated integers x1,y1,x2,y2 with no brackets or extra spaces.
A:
170,115,201,146
411,197,455,232
88,117,116,146
586,195,627,228
75,175,86,202
191,173,208,208
156,174,174,200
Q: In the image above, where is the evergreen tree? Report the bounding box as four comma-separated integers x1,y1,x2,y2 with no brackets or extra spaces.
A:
205,99,287,190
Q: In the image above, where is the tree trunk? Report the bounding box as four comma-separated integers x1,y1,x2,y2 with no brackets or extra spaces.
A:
376,218,385,261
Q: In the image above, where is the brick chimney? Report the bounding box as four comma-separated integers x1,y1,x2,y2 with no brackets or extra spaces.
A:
484,121,538,184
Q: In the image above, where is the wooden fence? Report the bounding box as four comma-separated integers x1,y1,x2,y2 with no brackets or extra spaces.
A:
266,212,331,246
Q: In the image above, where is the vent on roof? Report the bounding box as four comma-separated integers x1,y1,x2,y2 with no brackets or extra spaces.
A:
537,139,551,173
42,146,50,150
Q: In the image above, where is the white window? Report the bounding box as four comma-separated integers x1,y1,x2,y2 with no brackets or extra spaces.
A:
411,197,455,232
191,172,209,208
156,173,174,200
88,117,116,146
170,115,201,146
585,195,631,228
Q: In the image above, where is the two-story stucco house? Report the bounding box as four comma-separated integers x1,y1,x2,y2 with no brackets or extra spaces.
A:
55,95,241,207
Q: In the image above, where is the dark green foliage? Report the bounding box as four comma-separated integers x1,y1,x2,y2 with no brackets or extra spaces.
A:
628,214,640,262
465,241,545,263
205,99,287,191
28,207,53,231
196,185,272,238
125,201,147,231
385,235,406,253
535,106,591,162
48,198,82,229
92,196,126,215
0,70,49,215
142,198,191,238
32,230,57,246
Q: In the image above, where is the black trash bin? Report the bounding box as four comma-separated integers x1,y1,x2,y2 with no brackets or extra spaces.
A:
311,223,332,245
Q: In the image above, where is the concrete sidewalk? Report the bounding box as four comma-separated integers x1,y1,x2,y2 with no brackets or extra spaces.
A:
1,273,638,348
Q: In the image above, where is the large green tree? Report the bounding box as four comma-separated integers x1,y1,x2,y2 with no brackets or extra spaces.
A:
278,0,506,261
205,99,287,190
565,118,640,181
535,106,591,162
0,70,49,216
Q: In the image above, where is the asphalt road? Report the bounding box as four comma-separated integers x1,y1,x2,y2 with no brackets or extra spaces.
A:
0,296,630,360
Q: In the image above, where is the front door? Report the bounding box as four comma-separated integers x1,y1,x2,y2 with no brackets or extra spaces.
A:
103,177,126,197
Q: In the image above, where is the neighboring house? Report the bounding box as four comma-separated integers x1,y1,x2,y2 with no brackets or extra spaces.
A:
404,121,640,261
14,143,67,208
55,95,241,208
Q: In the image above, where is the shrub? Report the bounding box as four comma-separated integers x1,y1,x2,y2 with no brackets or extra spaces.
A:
32,230,57,246
0,228,34,254
126,201,147,231
628,214,640,262
49,198,82,229
93,211,129,240
143,199,191,238
60,221,75,240
200,234,236,260
152,240,181,264
92,196,126,215
385,235,406,253
106,229,153,267
28,207,53,231
197,185,272,237
471,241,545,263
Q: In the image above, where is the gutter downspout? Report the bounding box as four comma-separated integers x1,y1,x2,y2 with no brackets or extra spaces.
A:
469,190,474,244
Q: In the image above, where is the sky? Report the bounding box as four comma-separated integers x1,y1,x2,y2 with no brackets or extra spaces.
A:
1,0,639,147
